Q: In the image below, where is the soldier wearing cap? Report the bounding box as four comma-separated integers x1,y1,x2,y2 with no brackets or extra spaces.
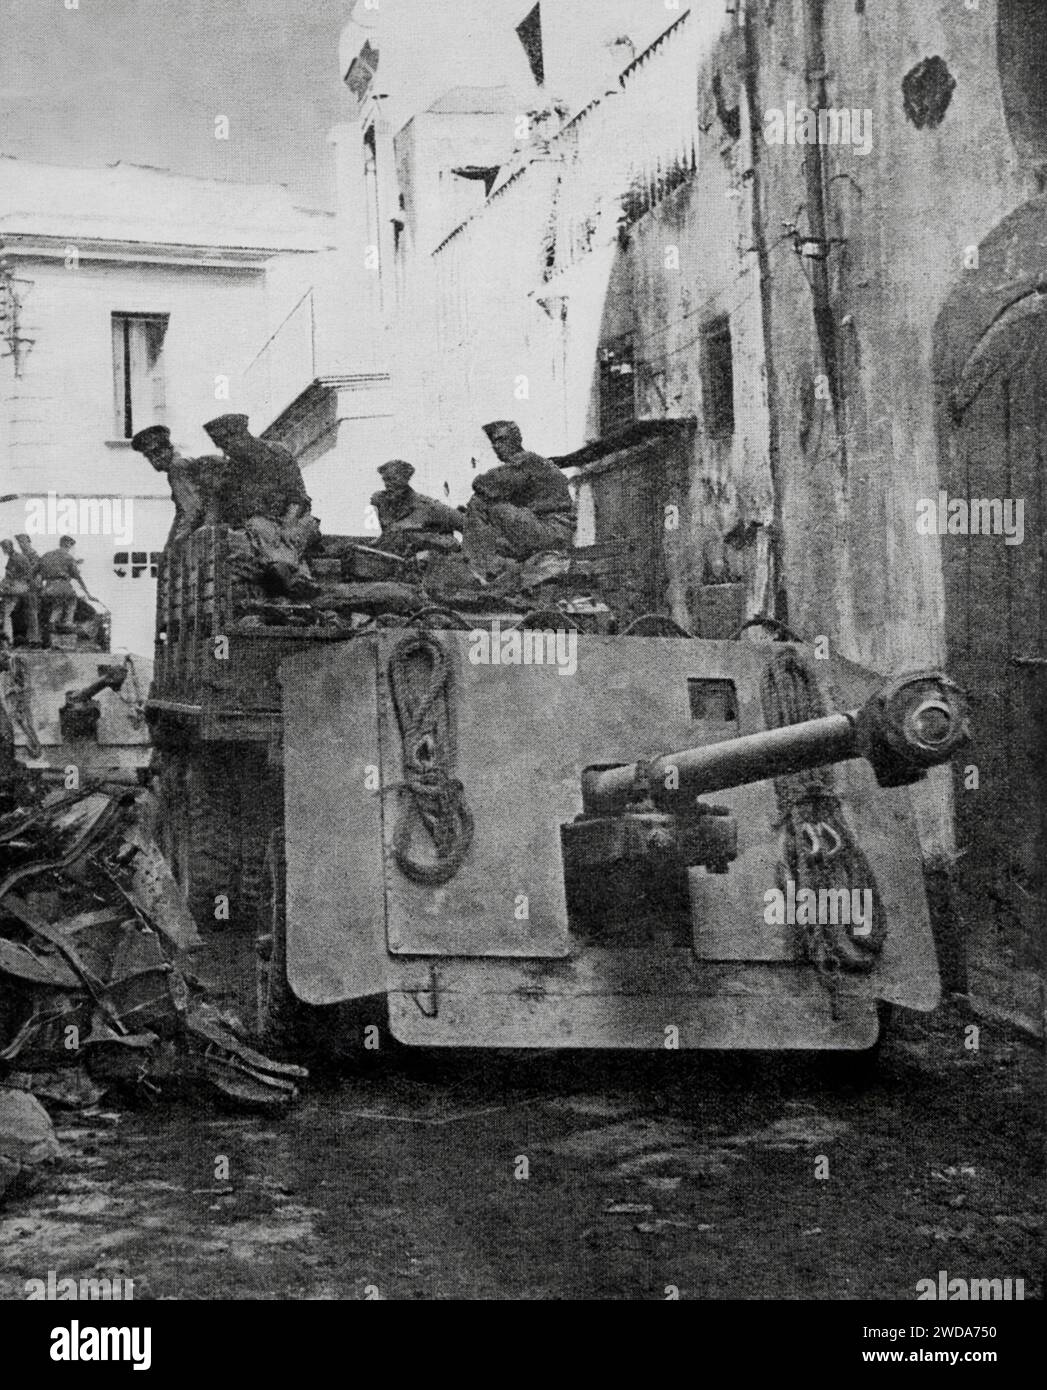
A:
12,536,42,645
202,414,318,598
370,460,463,559
202,414,311,528
37,535,93,634
462,420,575,572
1,538,37,645
130,424,223,546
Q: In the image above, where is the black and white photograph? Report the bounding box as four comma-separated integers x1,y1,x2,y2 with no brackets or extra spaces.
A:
0,0,1042,1347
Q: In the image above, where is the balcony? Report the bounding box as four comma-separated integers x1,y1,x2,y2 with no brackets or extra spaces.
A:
550,8,703,274
432,9,706,280
243,288,319,428
422,9,711,460
242,244,388,436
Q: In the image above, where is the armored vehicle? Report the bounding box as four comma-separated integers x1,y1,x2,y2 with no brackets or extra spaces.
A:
147,525,968,1054
1,634,151,788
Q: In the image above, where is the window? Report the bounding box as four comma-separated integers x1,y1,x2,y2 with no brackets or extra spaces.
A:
687,678,738,723
443,167,498,234
451,165,501,196
700,315,734,439
114,550,162,579
516,4,544,87
112,313,168,439
599,337,635,436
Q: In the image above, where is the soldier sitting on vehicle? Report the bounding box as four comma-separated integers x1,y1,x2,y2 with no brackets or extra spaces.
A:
130,424,225,546
38,536,94,635
462,421,576,580
202,414,320,600
370,459,463,560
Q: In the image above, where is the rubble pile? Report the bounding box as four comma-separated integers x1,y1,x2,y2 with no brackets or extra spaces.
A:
0,729,305,1201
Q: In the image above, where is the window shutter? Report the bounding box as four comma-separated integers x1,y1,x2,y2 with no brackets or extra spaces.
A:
127,319,150,435
112,314,167,436
146,318,167,418
112,317,128,437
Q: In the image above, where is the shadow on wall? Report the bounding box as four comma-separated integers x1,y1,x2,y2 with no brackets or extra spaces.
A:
998,0,1047,184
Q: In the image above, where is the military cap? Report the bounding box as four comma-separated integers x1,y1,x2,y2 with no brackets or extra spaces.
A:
130,424,171,453
203,414,251,441
378,459,415,482
482,420,523,446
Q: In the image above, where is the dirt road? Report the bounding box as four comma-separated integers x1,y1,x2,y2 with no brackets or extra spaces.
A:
0,1001,1041,1301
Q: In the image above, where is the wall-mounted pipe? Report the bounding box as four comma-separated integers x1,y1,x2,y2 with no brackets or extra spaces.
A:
801,0,844,414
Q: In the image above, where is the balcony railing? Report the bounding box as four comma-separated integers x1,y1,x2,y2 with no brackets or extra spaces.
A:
433,9,704,278
551,9,701,273
421,8,712,463
242,288,316,426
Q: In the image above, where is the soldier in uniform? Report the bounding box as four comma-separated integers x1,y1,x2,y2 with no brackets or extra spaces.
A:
462,421,575,575
203,414,311,526
1,538,36,645
130,424,223,546
370,459,463,559
38,536,93,634
202,414,318,597
12,535,42,645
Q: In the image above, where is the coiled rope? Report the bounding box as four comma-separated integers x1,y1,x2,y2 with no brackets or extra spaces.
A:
761,648,886,977
387,631,474,886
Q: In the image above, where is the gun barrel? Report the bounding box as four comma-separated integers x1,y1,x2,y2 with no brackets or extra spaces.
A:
72,671,127,702
580,671,968,816
582,711,859,815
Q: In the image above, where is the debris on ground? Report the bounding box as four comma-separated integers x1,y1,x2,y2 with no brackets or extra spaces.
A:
0,1088,62,1198
0,711,306,1205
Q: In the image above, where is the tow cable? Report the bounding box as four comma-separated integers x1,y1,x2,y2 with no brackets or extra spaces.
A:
387,631,474,886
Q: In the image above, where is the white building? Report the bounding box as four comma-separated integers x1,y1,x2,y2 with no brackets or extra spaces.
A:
252,0,690,531
0,156,333,654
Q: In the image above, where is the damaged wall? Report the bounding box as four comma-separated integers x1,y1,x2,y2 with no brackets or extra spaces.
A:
592,16,773,632
592,0,1032,662
745,0,1029,673
743,0,1041,1003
